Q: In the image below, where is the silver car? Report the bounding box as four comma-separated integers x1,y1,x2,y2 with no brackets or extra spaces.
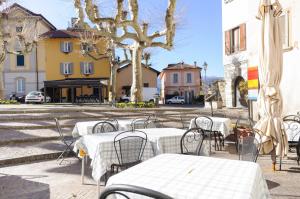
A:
166,96,185,104
25,91,51,103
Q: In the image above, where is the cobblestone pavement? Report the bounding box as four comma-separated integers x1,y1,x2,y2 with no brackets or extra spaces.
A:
1,150,300,199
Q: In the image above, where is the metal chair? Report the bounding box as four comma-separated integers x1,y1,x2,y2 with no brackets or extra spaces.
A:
92,121,117,134
111,130,147,173
54,118,77,164
131,118,149,130
193,116,222,151
297,136,300,165
147,114,164,128
104,118,119,130
99,184,173,199
238,129,261,162
180,127,205,156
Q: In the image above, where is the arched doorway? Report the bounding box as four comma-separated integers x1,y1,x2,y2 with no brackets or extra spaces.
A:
233,76,248,107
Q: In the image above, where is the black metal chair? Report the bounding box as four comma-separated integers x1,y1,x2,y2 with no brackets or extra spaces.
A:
104,118,119,130
193,116,222,150
54,118,77,164
180,127,206,156
238,129,261,162
131,118,149,130
92,121,117,134
283,115,300,165
99,184,173,199
111,130,147,173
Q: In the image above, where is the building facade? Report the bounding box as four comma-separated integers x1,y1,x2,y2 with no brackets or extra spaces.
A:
159,62,202,104
116,64,159,100
39,29,111,103
1,3,56,99
222,0,300,115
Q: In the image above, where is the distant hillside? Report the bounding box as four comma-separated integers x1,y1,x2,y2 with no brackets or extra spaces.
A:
203,76,224,86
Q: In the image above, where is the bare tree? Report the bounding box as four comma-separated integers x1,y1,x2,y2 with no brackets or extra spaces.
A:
74,0,177,102
78,28,131,103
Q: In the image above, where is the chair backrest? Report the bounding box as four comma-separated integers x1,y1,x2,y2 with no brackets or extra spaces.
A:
99,184,173,199
54,118,64,139
131,118,149,130
180,128,205,155
104,118,119,130
238,129,261,162
92,121,117,134
283,115,300,142
114,130,147,167
194,116,213,133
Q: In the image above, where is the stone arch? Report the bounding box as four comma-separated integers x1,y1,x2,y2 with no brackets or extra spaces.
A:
233,76,247,107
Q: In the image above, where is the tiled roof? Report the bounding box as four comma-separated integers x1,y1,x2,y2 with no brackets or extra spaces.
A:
163,62,202,70
117,63,160,75
40,30,80,39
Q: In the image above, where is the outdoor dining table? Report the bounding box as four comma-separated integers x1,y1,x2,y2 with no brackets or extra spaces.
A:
72,119,134,137
189,116,233,137
106,154,270,199
74,128,195,183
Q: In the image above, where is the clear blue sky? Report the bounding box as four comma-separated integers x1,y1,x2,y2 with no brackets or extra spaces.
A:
13,0,223,77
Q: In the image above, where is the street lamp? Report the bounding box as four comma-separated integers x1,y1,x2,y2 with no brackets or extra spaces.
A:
202,61,208,82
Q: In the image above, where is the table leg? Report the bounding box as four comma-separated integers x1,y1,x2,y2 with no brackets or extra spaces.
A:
81,155,85,185
209,131,211,156
97,179,100,198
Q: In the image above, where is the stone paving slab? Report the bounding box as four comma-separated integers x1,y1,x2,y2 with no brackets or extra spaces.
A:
0,140,66,161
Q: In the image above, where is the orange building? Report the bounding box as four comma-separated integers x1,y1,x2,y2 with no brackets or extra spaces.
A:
159,62,202,104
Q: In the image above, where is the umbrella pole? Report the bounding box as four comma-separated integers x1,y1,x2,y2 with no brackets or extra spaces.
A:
271,148,276,171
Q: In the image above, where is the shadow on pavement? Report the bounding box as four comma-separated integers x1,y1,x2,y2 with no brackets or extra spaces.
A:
0,174,50,199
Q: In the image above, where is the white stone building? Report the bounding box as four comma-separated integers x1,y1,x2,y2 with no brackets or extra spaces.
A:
222,0,300,115
1,4,56,99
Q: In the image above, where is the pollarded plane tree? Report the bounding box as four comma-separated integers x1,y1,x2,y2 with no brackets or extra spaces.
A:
78,29,131,103
74,0,177,102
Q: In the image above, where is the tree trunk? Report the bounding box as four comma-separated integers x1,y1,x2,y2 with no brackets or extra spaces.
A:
108,63,118,103
131,42,143,102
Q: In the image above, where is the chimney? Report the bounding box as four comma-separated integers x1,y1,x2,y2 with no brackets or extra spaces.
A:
71,17,78,28
194,61,197,67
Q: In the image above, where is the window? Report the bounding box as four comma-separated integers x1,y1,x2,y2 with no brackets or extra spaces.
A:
144,83,149,87
61,42,72,53
62,63,72,75
173,73,178,84
279,12,290,49
16,78,25,93
16,53,25,67
16,26,23,33
81,62,94,75
225,23,246,55
187,73,192,83
81,43,93,52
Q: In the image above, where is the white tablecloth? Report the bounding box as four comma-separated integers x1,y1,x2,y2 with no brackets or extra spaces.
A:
189,117,233,137
72,119,134,137
74,128,209,181
74,131,154,181
283,121,300,142
106,154,270,199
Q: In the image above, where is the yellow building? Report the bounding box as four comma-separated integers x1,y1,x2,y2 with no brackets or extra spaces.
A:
116,63,160,100
39,29,111,103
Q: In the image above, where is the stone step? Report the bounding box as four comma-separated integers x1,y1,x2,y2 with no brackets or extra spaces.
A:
0,128,72,146
0,140,74,167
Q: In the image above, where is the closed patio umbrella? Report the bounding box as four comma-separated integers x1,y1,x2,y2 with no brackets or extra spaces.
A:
255,0,288,168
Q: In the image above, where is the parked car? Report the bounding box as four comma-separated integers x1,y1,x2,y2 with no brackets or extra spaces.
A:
25,91,51,104
166,96,185,104
9,93,26,103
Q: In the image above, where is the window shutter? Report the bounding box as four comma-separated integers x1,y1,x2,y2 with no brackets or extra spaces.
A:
89,62,94,74
80,62,84,74
239,23,246,51
60,63,64,75
60,42,64,53
69,42,73,53
225,30,231,55
69,63,74,75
